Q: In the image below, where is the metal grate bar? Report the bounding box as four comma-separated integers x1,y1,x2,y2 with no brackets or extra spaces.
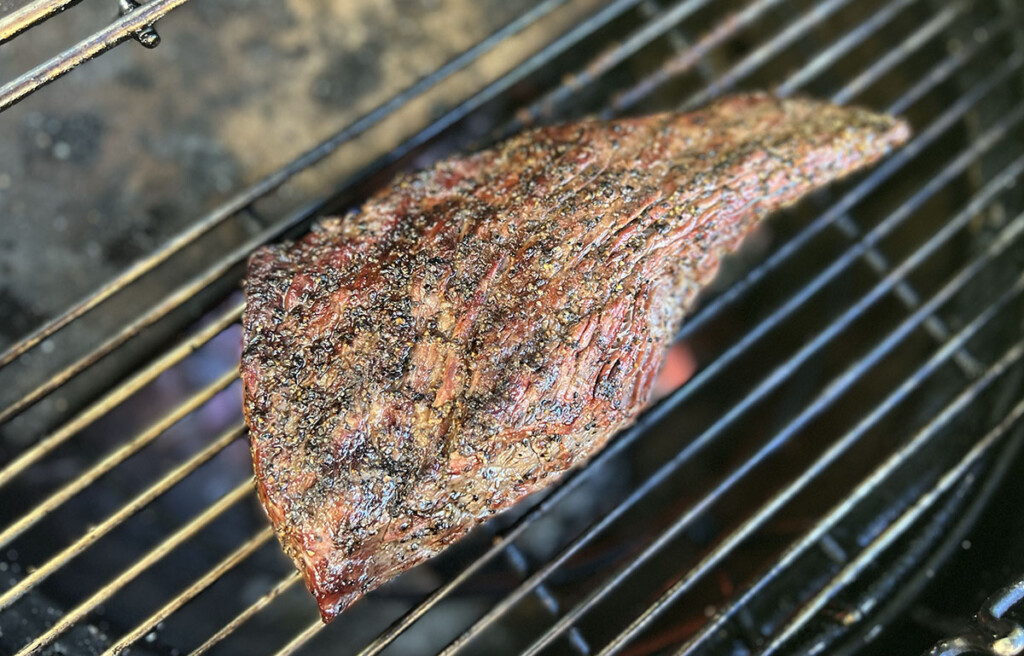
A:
674,45,1023,344
606,0,787,116
813,4,1002,383
677,302,1024,654
102,527,276,656
0,0,192,111
504,0,717,136
0,301,240,487
0,0,86,44
189,572,303,656
679,0,857,112
822,2,995,377
759,346,1024,656
604,211,1024,655
822,4,988,379
503,543,592,655
830,7,994,381
646,0,722,88
0,422,245,613
317,31,1019,656
0,0,582,369
605,0,930,129
0,227,255,426
888,25,1006,116
637,1,707,82
774,0,932,98
901,420,1024,656
684,295,1024,653
832,0,977,105
799,13,1005,379
518,0,875,146
0,200,337,429
836,213,985,377
275,619,325,656
0,369,238,552
669,0,960,115
515,149,1024,655
14,480,254,656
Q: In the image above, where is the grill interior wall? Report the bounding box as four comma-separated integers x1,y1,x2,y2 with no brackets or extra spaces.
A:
2,0,1024,655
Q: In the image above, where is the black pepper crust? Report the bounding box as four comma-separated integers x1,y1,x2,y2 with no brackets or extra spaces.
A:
241,93,910,621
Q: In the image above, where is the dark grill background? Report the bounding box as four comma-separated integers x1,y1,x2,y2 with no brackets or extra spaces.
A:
1,1,1024,655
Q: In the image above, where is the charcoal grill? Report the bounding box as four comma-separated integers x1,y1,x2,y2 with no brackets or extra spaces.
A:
2,0,1024,654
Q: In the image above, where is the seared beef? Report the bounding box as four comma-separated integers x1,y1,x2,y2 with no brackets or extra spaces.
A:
241,93,910,621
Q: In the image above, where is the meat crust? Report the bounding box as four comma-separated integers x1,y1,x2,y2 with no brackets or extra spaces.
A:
241,93,910,621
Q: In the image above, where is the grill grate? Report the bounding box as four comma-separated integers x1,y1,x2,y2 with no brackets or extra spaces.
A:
2,0,1024,655
0,0,187,110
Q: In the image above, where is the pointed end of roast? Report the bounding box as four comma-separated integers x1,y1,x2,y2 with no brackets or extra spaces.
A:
289,541,361,624
886,114,913,149
721,91,912,159
807,93,913,163
842,99,913,158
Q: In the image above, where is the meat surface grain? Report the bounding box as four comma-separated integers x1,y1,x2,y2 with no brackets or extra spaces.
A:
241,93,910,621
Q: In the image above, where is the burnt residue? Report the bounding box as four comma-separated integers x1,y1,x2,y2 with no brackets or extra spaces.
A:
240,94,910,621
101,204,176,268
0,288,43,345
115,67,156,90
191,0,297,26
312,39,388,106
309,0,526,108
139,121,244,198
17,112,106,171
